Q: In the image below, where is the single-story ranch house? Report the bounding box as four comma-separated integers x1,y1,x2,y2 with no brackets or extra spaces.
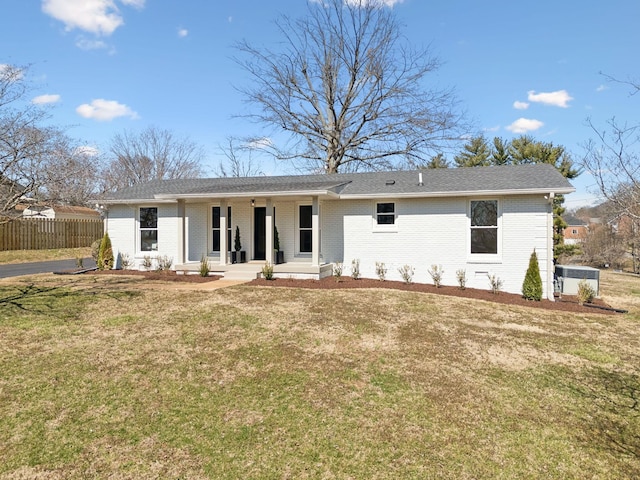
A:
102,163,574,300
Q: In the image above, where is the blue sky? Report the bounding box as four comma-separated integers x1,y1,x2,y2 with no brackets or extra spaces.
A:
2,0,638,208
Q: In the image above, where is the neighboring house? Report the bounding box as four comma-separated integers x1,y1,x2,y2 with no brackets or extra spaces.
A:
562,215,588,245
102,164,574,300
19,204,101,221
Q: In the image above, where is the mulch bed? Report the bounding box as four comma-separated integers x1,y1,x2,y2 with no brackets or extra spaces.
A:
80,269,621,314
249,276,620,315
88,269,222,283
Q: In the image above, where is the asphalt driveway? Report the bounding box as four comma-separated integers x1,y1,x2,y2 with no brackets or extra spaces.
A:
0,258,96,279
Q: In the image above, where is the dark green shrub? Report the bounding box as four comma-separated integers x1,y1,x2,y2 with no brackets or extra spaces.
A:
522,249,543,301
97,233,114,270
274,226,280,252
234,226,242,252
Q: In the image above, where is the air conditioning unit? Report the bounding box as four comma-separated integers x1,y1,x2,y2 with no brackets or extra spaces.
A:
554,265,600,296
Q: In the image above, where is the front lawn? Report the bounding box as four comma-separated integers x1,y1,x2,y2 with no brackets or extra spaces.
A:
0,272,638,478
0,247,92,265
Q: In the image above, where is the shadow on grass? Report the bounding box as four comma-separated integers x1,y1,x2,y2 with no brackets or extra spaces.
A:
0,280,141,317
570,368,640,460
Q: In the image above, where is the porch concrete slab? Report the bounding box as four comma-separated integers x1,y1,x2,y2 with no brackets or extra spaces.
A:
174,260,334,280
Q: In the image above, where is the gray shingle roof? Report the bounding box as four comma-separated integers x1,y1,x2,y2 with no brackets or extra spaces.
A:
103,163,574,203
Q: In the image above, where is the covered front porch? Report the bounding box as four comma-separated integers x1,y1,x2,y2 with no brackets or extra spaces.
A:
175,259,335,281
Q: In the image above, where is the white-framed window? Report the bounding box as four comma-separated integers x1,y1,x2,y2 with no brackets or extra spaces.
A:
299,204,312,253
470,200,499,255
212,206,232,253
376,202,396,225
139,207,158,252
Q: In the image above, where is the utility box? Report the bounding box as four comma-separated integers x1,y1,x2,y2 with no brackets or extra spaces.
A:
554,265,600,296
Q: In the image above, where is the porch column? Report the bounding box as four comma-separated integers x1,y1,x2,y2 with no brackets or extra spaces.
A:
220,199,227,266
312,196,320,266
177,200,186,265
265,199,274,264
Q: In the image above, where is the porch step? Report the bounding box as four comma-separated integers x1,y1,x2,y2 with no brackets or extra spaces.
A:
220,262,263,281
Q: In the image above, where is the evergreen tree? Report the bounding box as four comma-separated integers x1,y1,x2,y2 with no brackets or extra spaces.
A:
422,153,449,169
453,136,491,167
491,137,510,165
522,250,543,301
97,233,114,270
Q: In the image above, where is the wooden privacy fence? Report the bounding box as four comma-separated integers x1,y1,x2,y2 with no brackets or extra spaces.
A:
0,218,104,251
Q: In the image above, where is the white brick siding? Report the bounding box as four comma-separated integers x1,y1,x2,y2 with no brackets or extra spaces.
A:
107,194,552,297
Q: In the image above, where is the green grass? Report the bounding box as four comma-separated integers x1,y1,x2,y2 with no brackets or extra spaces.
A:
0,247,92,264
0,272,639,478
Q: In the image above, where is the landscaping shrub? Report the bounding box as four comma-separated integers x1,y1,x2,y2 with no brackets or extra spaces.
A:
156,255,173,272
97,233,114,270
456,269,467,289
428,264,444,287
375,261,387,281
199,255,210,277
488,273,503,294
262,261,274,280
577,279,596,305
351,259,361,279
398,264,414,284
120,253,133,270
522,250,543,301
333,262,343,281
142,255,153,270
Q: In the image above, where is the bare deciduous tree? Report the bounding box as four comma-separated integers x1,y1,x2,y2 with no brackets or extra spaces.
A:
214,136,264,178
102,126,205,192
0,64,94,221
235,0,465,174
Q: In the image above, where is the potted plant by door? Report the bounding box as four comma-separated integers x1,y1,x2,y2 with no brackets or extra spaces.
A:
274,225,284,265
232,226,246,263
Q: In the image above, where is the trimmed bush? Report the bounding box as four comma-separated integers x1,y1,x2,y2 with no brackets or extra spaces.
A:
97,233,114,270
577,280,596,305
522,250,543,301
262,261,274,280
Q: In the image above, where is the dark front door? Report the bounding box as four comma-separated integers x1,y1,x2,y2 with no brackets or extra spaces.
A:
254,207,266,260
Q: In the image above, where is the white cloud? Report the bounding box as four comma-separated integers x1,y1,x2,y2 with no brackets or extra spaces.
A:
76,99,139,121
527,89,573,108
513,101,529,110
32,94,61,105
41,0,145,36
75,37,109,51
178,28,188,38
75,145,100,157
506,118,544,134
483,125,500,133
596,84,608,92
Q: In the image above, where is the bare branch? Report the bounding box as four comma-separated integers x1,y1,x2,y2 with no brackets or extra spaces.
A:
102,126,205,192
234,0,467,173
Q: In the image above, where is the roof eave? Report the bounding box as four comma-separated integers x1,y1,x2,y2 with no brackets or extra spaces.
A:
339,186,576,200
154,189,341,200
